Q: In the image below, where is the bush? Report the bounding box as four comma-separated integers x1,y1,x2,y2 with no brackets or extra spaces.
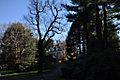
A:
0,64,8,70
61,52,120,80
15,62,30,72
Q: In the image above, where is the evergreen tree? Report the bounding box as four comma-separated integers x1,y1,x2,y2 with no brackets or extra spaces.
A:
65,0,120,58
63,0,120,80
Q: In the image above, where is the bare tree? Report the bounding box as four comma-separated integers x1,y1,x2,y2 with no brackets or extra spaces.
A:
25,0,65,72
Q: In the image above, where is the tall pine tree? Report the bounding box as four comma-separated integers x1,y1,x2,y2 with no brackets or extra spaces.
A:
63,0,120,80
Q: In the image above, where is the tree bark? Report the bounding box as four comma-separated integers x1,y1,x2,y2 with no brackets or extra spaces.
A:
83,5,91,54
37,39,44,73
82,35,86,54
96,4,103,50
103,3,107,48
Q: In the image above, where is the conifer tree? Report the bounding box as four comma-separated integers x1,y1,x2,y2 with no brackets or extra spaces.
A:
63,0,120,80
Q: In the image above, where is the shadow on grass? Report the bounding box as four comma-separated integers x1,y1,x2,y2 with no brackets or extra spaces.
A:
0,69,51,78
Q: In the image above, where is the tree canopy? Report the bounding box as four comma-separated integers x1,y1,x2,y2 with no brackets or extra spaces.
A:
1,23,37,70
25,0,65,73
62,0,120,80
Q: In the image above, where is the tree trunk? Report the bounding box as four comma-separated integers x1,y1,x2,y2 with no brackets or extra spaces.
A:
83,5,90,54
78,34,82,56
96,4,103,50
82,35,86,54
38,39,44,73
103,3,107,48
83,22,90,54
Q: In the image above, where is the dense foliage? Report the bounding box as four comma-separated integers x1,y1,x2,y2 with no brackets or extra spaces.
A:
62,0,120,80
1,23,37,71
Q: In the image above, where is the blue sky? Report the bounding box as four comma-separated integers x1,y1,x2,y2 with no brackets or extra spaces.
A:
0,0,29,24
0,0,71,24
0,0,71,41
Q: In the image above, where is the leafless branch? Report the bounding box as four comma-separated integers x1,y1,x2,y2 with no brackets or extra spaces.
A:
39,1,47,12
25,0,65,44
24,15,36,26
42,3,63,41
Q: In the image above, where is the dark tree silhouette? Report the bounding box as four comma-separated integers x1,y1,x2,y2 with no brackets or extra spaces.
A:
62,0,120,80
25,0,64,73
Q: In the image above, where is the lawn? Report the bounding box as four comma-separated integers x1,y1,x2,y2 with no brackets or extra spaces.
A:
0,64,66,80
0,70,38,77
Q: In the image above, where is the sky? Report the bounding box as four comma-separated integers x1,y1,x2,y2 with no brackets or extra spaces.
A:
0,0,71,41
0,0,29,24
0,0,71,24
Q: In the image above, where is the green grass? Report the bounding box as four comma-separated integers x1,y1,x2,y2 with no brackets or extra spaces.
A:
0,64,53,77
0,71,38,77
0,69,67,80
0,70,16,75
0,64,62,80
0,69,51,77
